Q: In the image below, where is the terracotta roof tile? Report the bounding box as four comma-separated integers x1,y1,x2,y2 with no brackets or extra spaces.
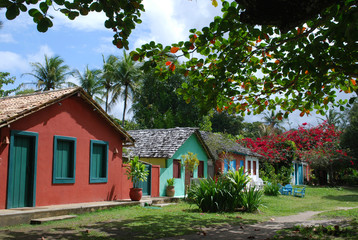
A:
0,88,78,123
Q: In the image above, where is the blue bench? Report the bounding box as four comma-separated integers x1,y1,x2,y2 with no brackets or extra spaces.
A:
293,187,306,198
281,184,293,195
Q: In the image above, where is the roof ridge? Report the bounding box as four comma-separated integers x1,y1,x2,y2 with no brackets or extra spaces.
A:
128,127,199,132
0,87,79,101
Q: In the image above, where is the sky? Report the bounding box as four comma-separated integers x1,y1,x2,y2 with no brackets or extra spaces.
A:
0,0,346,130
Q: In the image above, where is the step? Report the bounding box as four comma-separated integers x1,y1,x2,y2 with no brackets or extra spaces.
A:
151,203,177,207
30,215,77,225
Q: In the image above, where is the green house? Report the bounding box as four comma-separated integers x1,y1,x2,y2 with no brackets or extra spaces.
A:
127,128,214,197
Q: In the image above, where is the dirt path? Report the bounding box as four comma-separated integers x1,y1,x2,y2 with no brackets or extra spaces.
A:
161,209,354,240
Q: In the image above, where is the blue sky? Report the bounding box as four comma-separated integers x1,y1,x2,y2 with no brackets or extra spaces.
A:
0,0,345,129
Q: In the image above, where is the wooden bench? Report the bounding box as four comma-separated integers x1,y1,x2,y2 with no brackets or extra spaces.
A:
293,187,306,198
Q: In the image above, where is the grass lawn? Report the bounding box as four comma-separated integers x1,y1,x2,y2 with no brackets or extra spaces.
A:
0,186,357,239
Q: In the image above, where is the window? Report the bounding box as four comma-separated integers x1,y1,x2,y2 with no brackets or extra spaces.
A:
253,161,257,175
247,160,251,174
173,159,181,178
224,159,229,172
53,136,76,184
230,160,236,171
90,140,109,183
198,161,204,178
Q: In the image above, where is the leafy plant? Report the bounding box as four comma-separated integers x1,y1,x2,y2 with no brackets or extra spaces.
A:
167,178,175,187
187,167,252,212
240,187,263,212
263,182,280,196
125,156,149,188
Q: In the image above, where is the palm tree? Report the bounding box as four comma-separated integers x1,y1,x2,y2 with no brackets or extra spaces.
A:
262,110,286,135
110,51,142,123
100,54,119,113
22,55,72,91
72,65,104,103
318,108,344,129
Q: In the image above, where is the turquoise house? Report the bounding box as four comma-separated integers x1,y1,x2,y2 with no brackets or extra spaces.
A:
291,161,309,185
127,128,214,197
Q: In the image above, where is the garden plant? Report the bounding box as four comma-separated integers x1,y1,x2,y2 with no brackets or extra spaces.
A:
187,168,262,212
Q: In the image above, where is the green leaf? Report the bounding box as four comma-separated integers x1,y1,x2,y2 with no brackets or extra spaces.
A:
37,18,50,32
19,3,27,12
39,2,49,14
68,11,79,20
0,0,12,8
6,4,20,20
54,0,64,4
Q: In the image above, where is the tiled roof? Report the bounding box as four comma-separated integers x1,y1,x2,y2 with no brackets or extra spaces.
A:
200,131,261,159
0,88,77,123
127,128,213,159
0,87,134,145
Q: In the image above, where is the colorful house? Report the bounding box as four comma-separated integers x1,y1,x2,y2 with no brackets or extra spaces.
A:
291,161,310,185
126,128,214,197
0,87,148,209
201,132,261,181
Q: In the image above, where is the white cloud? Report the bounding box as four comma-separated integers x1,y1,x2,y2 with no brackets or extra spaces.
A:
26,45,54,63
49,9,107,32
131,0,222,50
0,51,29,72
94,37,119,55
0,33,16,43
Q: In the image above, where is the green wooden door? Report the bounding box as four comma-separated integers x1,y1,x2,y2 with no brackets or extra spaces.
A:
7,131,38,209
136,164,151,196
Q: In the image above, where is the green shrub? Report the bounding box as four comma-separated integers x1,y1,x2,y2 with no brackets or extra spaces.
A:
263,182,280,196
187,167,253,212
240,186,263,212
260,162,293,185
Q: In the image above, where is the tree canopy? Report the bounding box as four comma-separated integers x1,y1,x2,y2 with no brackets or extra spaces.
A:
0,72,17,97
1,0,144,50
132,0,357,118
3,0,357,118
132,70,204,129
22,55,72,91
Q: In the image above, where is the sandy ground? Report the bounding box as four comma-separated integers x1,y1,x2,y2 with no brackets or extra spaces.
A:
161,208,355,240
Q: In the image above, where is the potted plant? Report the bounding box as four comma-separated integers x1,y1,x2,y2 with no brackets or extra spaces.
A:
125,156,149,201
166,178,175,197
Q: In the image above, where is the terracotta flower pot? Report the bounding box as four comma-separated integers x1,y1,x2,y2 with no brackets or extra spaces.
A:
129,188,143,201
166,186,175,197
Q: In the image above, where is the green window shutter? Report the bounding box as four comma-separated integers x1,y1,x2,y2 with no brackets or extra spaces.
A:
53,136,76,184
90,140,108,183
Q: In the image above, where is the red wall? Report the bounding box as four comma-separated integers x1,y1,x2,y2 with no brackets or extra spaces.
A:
0,96,135,209
215,153,245,175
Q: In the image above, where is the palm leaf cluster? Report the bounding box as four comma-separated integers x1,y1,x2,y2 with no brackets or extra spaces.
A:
21,52,141,122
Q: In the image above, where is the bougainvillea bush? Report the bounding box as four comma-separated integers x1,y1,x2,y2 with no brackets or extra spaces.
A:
240,122,353,185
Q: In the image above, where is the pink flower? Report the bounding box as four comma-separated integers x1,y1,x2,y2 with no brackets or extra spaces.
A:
302,122,307,126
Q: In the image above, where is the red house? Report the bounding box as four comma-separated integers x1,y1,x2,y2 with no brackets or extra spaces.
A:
0,87,151,209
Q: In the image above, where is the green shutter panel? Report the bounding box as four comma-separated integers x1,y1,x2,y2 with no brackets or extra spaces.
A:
90,140,108,183
56,140,73,178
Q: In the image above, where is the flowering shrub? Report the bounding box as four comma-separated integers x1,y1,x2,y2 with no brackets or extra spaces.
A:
240,122,352,185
